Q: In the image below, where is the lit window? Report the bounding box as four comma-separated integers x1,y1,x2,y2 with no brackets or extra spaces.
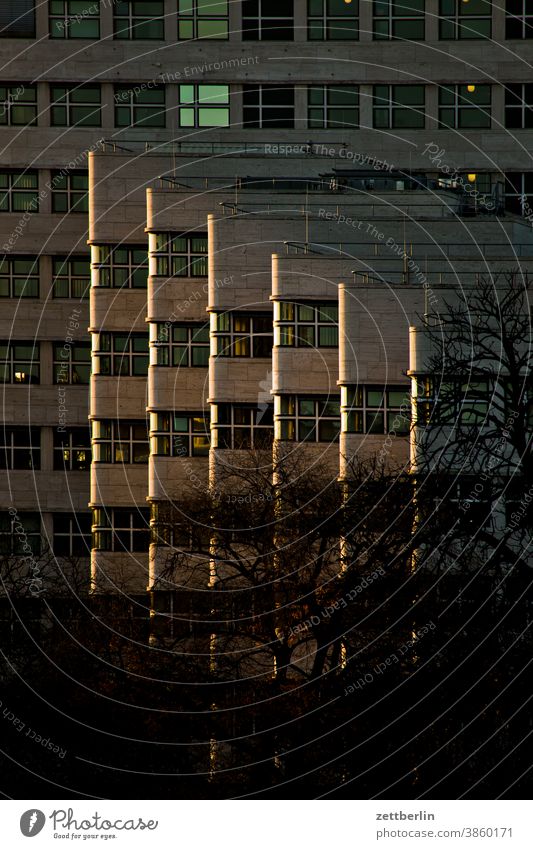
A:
342,385,410,434
0,257,39,298
307,0,359,40
0,342,39,383
178,84,230,128
114,84,166,128
178,0,229,40
150,412,210,457
212,313,273,358
92,507,150,552
212,404,273,449
243,85,295,128
439,0,491,39
92,419,149,464
438,84,491,129
276,396,340,442
52,256,90,298
53,427,91,471
373,0,425,40
53,513,91,556
53,342,91,384
275,302,338,347
49,0,100,39
152,323,209,367
50,85,101,127
51,171,88,213
0,426,40,470
114,1,165,39
92,245,148,288
242,0,294,39
93,332,149,377
152,233,208,277
373,85,426,129
0,171,39,213
0,84,37,126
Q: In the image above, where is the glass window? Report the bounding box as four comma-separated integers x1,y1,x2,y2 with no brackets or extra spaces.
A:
92,419,149,464
53,513,91,556
342,385,410,433
0,256,39,298
92,507,150,552
307,0,359,39
212,312,272,358
373,85,426,129
438,84,491,129
150,411,210,456
439,0,491,39
114,84,166,128
0,171,39,213
114,1,165,39
0,512,41,555
52,256,90,298
0,341,39,383
51,170,88,213
504,171,533,216
211,404,273,449
50,85,101,127
0,84,37,126
49,0,100,39
276,395,340,442
373,0,425,39
242,85,295,128
152,322,209,367
0,426,40,470
53,342,91,384
0,1,35,37
92,244,148,288
53,427,91,470
276,301,338,348
308,86,359,128
178,0,229,39
506,0,533,38
152,232,208,277
505,83,533,128
93,332,149,377
178,84,229,128
242,0,294,39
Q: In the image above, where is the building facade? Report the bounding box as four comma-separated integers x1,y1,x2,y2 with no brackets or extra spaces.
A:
0,0,532,594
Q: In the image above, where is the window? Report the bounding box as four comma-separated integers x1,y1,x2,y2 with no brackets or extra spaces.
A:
212,404,273,449
178,84,230,128
93,332,149,376
92,419,149,464
114,1,164,39
152,323,209,367
50,85,101,127
49,0,100,38
0,342,39,383
506,0,533,38
53,342,91,384
342,386,410,434
0,512,41,556
51,171,88,213
439,0,491,38
505,84,533,128
307,0,359,40
152,233,208,277
0,84,37,126
114,84,166,128
243,85,295,128
178,0,229,39
212,313,273,358
438,85,491,129
52,256,90,299
308,86,359,128
373,0,425,39
505,172,533,215
275,302,338,348
0,426,40,470
92,507,150,552
92,245,148,288
373,85,425,129
53,427,91,470
276,396,340,442
415,377,489,426
0,1,35,37
0,171,39,212
53,513,91,556
0,257,39,298
150,412,210,457
242,0,294,39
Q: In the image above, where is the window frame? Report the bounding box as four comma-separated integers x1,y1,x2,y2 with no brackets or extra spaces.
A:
0,511,41,556
211,403,274,449
307,0,359,40
0,84,37,126
53,342,91,384
505,0,533,38
52,256,90,299
0,426,41,470
92,244,148,289
93,332,149,377
276,395,341,443
49,0,101,39
150,411,210,457
0,256,39,298
505,83,533,129
308,85,360,129
92,506,150,552
51,170,89,213
438,84,492,129
151,232,208,277
53,427,92,471
0,170,39,213
373,0,425,40
415,376,490,426
177,0,229,40
242,84,295,129
53,513,91,557
242,0,294,40
438,0,492,39
152,322,210,367
372,84,426,129
341,385,411,434
113,0,165,40
0,341,40,384
211,312,273,358
92,419,149,464
114,84,166,128
178,84,230,128
275,301,339,348
50,84,102,127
